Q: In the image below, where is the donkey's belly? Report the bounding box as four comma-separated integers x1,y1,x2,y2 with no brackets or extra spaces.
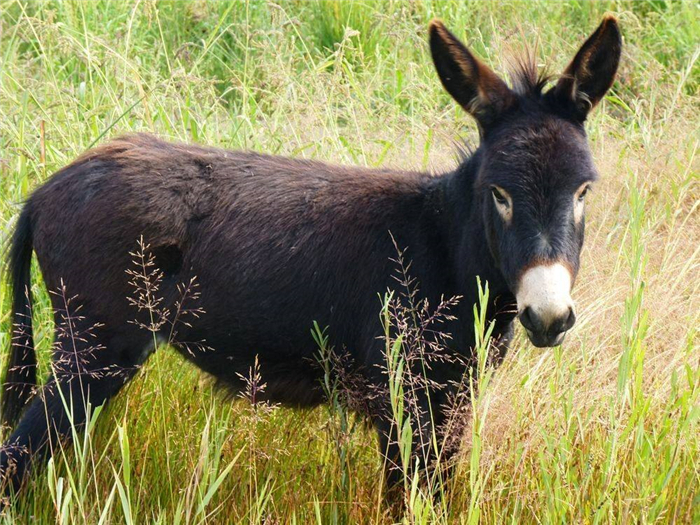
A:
169,260,383,408
173,328,329,408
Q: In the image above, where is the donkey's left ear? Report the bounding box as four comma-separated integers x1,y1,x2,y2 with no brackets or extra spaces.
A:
429,19,515,132
551,16,622,121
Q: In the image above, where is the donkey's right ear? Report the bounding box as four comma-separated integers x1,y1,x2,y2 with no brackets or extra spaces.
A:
551,16,622,121
429,20,515,131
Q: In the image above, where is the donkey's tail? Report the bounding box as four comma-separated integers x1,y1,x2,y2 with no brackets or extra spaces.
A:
1,204,36,429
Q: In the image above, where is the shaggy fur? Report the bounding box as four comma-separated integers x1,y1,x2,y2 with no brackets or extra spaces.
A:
0,17,621,493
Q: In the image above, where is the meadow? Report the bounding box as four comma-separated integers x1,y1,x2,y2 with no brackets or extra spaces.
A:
0,0,698,523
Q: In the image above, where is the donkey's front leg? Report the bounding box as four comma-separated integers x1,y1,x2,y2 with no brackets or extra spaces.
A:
374,390,455,501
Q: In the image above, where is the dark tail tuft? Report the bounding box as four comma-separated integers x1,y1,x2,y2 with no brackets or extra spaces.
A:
1,205,36,429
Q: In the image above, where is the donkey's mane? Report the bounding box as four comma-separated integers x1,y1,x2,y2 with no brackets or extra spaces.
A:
452,54,551,163
507,53,551,98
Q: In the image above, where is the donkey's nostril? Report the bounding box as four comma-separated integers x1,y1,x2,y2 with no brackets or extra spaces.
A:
563,307,577,331
519,306,542,333
520,305,574,339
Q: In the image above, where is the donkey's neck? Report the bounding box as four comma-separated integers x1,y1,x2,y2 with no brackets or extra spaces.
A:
414,151,514,357
435,150,508,297
430,157,511,348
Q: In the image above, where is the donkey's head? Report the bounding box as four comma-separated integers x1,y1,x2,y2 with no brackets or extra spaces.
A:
430,17,621,347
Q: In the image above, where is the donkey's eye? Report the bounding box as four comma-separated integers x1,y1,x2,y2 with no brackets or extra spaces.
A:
573,183,591,224
490,186,513,223
491,187,508,206
577,185,590,202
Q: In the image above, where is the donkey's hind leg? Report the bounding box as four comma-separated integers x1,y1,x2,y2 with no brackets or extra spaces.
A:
0,321,151,494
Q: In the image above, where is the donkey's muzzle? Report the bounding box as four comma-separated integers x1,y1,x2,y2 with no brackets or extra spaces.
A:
519,305,576,347
515,262,577,347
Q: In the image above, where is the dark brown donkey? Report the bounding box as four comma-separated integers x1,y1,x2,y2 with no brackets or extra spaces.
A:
1,18,621,494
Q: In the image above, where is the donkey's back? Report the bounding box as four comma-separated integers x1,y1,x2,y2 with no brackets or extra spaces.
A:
9,134,442,414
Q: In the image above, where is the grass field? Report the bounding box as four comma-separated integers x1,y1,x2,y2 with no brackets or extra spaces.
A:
0,0,698,523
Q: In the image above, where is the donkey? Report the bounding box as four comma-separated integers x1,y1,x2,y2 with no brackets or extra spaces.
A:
0,17,621,494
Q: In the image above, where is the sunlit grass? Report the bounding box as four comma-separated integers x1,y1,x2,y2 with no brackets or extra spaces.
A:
0,0,698,523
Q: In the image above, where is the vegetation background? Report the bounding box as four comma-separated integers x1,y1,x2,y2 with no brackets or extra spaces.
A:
0,0,697,523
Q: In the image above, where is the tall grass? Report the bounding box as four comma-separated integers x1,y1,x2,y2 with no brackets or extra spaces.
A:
0,0,698,523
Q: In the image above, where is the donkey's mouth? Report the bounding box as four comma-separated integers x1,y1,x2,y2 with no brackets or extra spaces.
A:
525,328,567,348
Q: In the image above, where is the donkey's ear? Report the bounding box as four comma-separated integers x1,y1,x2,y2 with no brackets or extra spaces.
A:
552,16,622,121
429,20,514,131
